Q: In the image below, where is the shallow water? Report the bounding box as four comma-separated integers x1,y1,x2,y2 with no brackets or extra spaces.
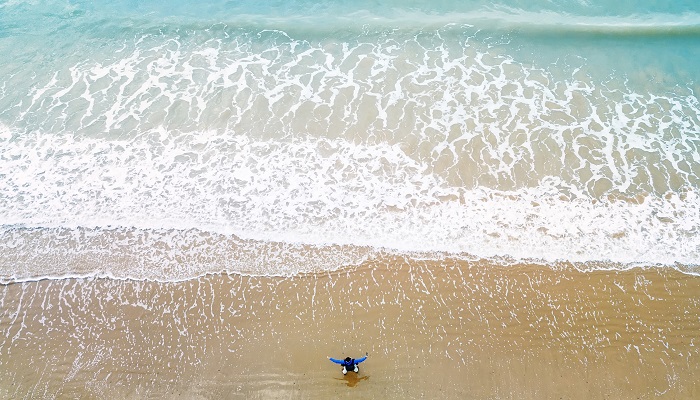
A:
2,0,700,281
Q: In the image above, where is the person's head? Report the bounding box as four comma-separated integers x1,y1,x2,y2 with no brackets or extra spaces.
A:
344,357,352,363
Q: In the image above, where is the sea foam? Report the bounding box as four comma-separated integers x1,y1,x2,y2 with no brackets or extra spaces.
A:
1,18,699,281
1,124,699,281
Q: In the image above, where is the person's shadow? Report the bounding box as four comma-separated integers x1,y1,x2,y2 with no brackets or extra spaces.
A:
334,373,369,387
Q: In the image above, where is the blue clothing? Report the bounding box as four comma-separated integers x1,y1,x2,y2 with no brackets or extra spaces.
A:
329,356,367,366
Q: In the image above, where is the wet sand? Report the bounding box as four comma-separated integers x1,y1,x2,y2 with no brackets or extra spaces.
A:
2,257,700,399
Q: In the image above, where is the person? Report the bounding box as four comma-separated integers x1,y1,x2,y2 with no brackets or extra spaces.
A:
327,353,368,375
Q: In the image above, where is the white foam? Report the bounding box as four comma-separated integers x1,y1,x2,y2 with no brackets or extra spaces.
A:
0,226,380,283
1,28,700,281
1,127,699,282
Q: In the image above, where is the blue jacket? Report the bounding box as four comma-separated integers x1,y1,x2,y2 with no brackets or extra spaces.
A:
329,356,367,366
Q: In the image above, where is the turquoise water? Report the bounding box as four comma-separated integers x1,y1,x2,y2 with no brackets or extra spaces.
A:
1,0,699,281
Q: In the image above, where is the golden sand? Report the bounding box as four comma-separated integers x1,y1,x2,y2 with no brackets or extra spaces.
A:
1,258,699,399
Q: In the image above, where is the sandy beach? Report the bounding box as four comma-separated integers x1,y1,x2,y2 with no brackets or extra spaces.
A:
2,1,700,399
2,258,699,399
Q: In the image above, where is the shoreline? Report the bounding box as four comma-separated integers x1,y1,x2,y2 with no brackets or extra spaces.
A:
2,259,700,399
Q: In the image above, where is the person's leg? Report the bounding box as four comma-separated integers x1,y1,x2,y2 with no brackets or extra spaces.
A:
353,365,359,373
342,366,347,375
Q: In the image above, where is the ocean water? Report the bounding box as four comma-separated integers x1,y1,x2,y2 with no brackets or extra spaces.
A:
1,0,699,282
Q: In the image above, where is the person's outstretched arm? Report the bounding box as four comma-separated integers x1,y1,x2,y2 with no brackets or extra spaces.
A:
355,353,369,364
327,356,343,364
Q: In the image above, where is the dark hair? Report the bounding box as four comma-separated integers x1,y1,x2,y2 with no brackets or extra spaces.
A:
344,357,352,362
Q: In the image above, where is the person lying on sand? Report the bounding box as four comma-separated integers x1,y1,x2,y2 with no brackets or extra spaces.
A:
327,353,368,375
